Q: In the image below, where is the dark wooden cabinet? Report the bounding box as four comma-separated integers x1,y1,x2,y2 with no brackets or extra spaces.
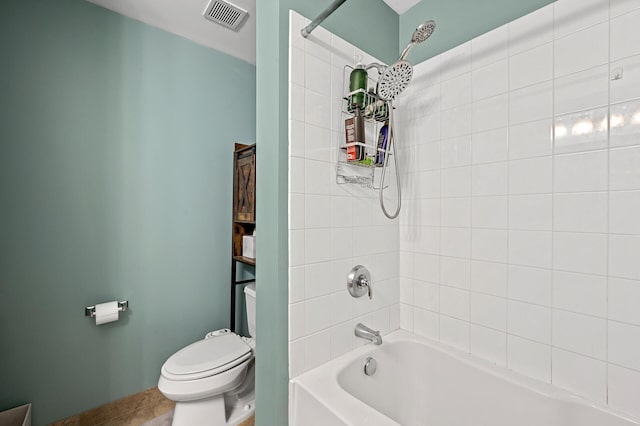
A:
232,144,256,261
233,146,256,222
230,143,256,332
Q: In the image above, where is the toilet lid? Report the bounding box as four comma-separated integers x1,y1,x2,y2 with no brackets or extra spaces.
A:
162,333,252,381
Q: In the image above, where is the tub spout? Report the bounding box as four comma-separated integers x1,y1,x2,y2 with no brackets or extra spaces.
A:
355,323,382,345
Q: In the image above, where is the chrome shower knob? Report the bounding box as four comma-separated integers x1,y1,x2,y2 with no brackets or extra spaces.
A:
347,265,372,299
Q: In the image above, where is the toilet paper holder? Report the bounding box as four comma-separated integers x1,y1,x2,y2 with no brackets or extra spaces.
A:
85,301,129,318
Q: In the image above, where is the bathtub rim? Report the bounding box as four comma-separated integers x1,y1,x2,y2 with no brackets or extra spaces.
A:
290,329,640,426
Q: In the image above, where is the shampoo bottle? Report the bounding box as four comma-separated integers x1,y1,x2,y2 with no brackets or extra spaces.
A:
375,122,389,166
345,107,365,161
349,62,367,111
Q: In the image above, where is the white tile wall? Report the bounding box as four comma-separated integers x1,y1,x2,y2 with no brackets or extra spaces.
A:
398,0,640,419
287,11,399,379
289,1,640,419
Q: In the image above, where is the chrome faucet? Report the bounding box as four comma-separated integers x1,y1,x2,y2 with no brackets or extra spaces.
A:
354,323,382,345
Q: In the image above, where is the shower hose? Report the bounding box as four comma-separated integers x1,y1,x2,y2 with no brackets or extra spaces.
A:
378,101,402,219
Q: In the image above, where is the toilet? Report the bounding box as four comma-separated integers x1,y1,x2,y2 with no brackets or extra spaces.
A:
158,284,256,426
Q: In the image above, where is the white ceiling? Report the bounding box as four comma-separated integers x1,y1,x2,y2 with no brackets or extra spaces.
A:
86,0,416,65
382,0,421,14
87,0,256,65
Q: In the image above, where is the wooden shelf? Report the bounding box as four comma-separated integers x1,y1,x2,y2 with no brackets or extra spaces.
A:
233,255,256,266
231,143,256,333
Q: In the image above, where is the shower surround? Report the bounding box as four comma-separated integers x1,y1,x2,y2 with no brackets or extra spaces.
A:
288,0,640,421
287,11,400,379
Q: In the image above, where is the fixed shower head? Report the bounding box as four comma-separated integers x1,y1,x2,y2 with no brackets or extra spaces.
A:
412,20,436,43
400,20,436,61
376,20,436,101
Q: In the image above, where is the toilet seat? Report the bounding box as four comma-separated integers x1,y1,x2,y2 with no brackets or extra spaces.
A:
161,333,252,382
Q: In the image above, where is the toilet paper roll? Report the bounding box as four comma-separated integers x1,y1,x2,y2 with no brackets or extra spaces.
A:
95,301,119,325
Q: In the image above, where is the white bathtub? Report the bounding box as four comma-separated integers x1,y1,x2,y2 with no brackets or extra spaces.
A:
291,330,639,426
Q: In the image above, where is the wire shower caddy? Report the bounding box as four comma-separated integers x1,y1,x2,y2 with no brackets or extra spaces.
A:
336,64,393,189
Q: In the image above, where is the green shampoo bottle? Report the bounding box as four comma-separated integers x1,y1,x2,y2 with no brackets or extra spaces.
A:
349,62,367,111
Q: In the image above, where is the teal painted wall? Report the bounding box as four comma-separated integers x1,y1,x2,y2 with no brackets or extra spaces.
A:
0,1,255,424
255,1,397,425
399,0,555,64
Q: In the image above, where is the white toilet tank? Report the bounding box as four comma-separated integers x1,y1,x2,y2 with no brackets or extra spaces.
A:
244,283,256,337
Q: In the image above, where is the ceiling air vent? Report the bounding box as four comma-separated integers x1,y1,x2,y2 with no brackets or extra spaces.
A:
203,0,248,31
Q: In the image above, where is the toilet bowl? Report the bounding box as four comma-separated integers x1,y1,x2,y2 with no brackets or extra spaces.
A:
158,284,256,426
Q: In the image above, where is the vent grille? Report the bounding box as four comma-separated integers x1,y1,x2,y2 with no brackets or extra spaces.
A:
203,0,248,31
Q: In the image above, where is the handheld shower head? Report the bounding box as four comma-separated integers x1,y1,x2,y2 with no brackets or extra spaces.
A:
376,20,436,101
377,61,413,102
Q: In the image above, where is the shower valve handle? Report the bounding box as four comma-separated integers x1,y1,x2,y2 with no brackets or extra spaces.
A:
347,265,372,299
358,276,371,299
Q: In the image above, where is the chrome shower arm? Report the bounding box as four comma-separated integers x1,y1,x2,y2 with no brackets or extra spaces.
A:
399,42,415,61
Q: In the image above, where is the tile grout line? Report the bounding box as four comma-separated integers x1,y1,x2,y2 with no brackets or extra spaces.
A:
506,17,513,371
605,0,612,406
469,42,475,356
436,57,443,343
550,0,556,387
